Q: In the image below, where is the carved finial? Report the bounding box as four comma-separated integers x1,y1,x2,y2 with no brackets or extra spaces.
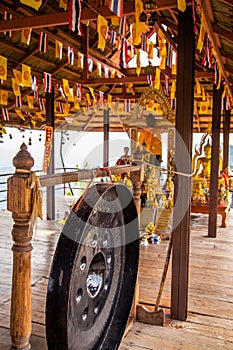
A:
13,143,34,170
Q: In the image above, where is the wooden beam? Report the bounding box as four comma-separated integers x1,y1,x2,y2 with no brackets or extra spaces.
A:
211,23,233,44
219,0,233,6
220,49,233,63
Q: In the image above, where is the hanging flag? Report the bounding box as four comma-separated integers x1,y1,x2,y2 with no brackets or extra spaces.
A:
147,41,154,60
68,0,82,35
15,95,22,108
202,87,206,101
108,0,123,17
170,80,176,99
199,101,209,114
164,75,169,96
1,107,9,121
97,62,102,77
74,96,80,110
86,93,91,105
68,88,74,102
120,38,128,69
135,0,144,22
0,90,8,105
110,69,115,78
202,37,212,68
195,78,201,96
13,69,22,85
59,0,68,10
192,0,198,36
38,32,48,53
88,87,96,102
67,46,74,65
15,109,25,121
22,64,31,87
21,28,32,45
64,103,70,115
63,79,71,97
0,56,7,81
110,30,116,46
27,95,34,109
12,78,21,96
124,99,131,113
20,0,42,11
108,94,112,104
77,52,83,68
44,72,52,93
99,91,104,106
88,58,93,72
57,83,66,98
43,126,53,172
55,40,63,59
38,98,45,110
104,66,109,79
197,12,205,52
76,83,82,101
147,75,153,86
98,15,108,51
119,16,127,36
177,0,186,12
31,75,38,98
154,67,161,90
3,11,12,38
58,102,64,114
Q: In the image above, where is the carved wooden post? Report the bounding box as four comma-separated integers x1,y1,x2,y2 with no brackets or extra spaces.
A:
7,143,34,350
129,165,144,320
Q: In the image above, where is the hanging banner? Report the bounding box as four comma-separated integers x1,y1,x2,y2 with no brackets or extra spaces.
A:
43,126,53,172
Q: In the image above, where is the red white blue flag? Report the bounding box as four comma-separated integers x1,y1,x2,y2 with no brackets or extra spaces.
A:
3,11,12,37
38,98,45,110
99,91,104,106
147,74,153,86
44,72,52,93
59,102,64,114
119,16,126,36
31,75,38,98
15,95,22,108
57,83,66,98
76,83,82,101
67,46,74,65
68,0,82,36
1,107,9,121
108,0,123,18
38,32,48,53
124,99,131,112
120,38,128,69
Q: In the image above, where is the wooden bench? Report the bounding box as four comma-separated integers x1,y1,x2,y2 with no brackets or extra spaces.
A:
191,203,229,228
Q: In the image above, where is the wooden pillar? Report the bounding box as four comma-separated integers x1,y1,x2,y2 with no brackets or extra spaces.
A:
208,85,223,237
171,6,194,321
46,87,55,220
103,108,110,167
223,109,230,171
82,24,89,80
7,144,34,350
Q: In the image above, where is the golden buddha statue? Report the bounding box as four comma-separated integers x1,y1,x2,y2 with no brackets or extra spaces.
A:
194,139,212,178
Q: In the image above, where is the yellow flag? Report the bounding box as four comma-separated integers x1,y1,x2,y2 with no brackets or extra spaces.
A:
108,94,112,104
13,69,22,85
12,78,21,96
86,93,91,105
64,104,70,115
21,28,31,45
15,109,25,121
98,15,108,51
135,0,144,22
55,40,63,59
195,78,201,96
0,90,8,105
74,96,80,110
202,87,206,101
110,69,115,78
0,56,7,80
159,57,166,70
217,71,222,90
154,67,161,90
199,101,209,114
197,12,205,52
147,41,154,60
88,87,96,102
20,0,42,11
27,95,34,109
177,0,186,12
77,53,83,68
22,64,31,87
136,49,141,77
59,0,68,10
171,64,177,75
170,80,176,99
63,79,70,97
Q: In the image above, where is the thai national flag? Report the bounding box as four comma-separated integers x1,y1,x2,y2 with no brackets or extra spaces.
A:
99,91,104,106
124,99,131,112
68,0,82,35
44,72,52,93
67,46,74,65
38,98,45,110
1,107,9,121
57,83,66,98
108,0,123,18
15,95,22,108
147,75,153,86
38,32,48,53
76,83,82,101
3,11,12,37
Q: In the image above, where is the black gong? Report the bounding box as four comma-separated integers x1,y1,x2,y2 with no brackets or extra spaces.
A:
46,183,139,350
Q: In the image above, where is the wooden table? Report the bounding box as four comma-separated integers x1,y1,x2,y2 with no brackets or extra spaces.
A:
191,203,228,227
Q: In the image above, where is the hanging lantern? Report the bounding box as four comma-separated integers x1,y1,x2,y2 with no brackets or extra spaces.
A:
144,0,157,14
